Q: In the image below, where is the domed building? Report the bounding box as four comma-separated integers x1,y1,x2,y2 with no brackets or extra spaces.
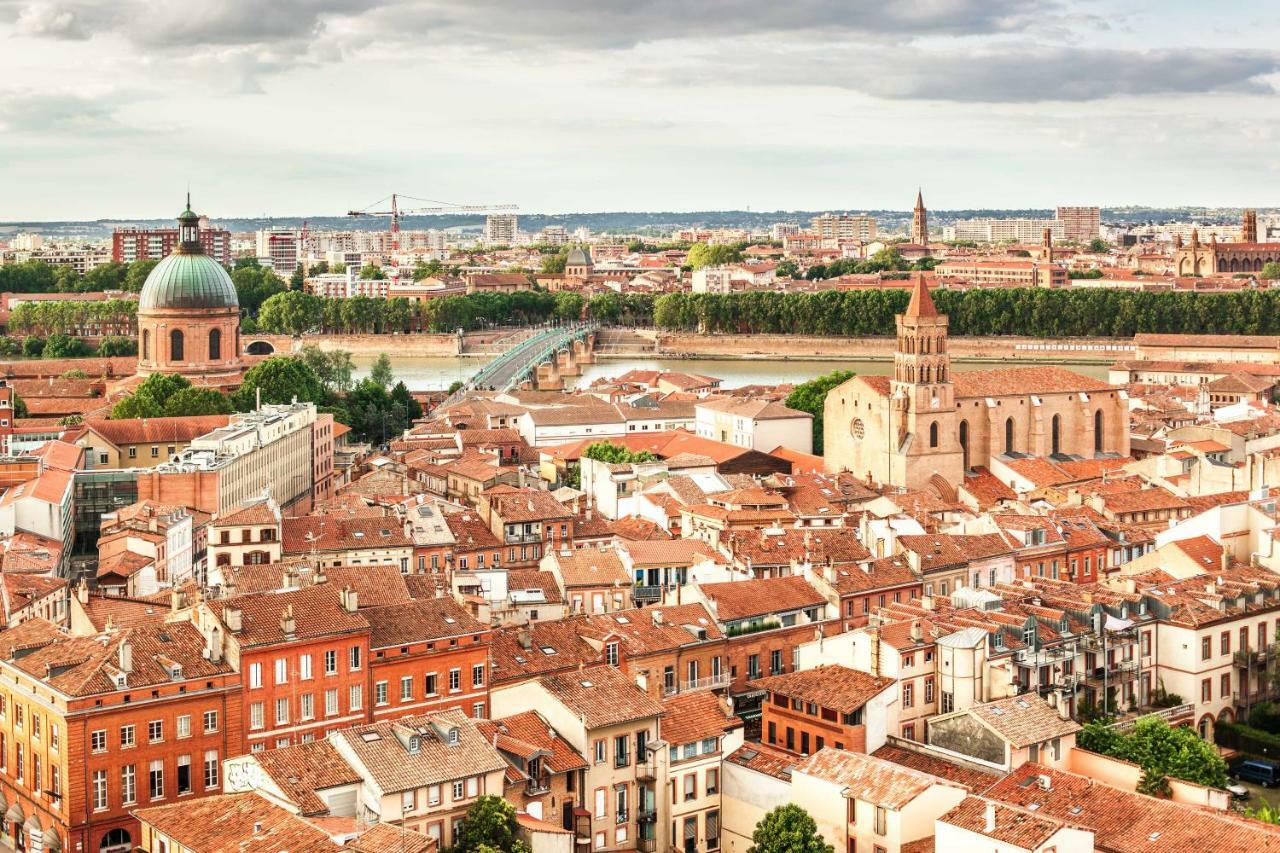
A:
136,199,243,385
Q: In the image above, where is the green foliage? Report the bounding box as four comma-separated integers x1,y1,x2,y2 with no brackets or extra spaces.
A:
1249,702,1280,734
586,292,653,326
0,260,58,293
686,242,744,270
340,378,418,445
359,263,387,280
775,259,800,279
553,291,585,322
413,259,444,280
582,441,657,464
652,288,1280,338
747,804,833,853
1249,803,1280,824
233,257,261,270
111,373,231,419
289,265,305,291
1216,721,1280,761
1078,716,1227,788
41,334,91,359
1089,238,1110,253
255,290,572,334
7,299,137,336
369,353,394,389
124,259,160,292
541,247,570,274
232,356,326,411
12,394,28,418
448,795,529,853
22,336,44,358
231,265,286,316
60,369,87,379
96,336,138,357
447,379,465,395
1136,768,1171,798
58,414,83,426
1262,262,1280,281
298,345,355,395
0,338,22,357
785,369,854,455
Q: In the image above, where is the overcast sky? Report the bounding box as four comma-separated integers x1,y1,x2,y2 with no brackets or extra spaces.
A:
1,0,1278,220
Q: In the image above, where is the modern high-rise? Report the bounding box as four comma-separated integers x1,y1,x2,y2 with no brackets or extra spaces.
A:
1054,207,1101,243
539,225,569,246
810,214,877,242
113,220,232,265
254,228,300,274
483,214,518,245
944,218,1065,243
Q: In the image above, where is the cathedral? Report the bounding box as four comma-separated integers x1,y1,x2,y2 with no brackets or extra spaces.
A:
823,276,1129,494
1174,208,1280,276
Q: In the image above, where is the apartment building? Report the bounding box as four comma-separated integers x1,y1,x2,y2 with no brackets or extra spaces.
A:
97,501,195,587
543,550,632,615
1055,206,1101,242
753,665,896,757
485,488,576,568
280,515,413,572
113,224,232,266
478,710,588,827
207,498,282,570
0,619,241,853
944,218,1065,243
810,214,877,243
656,691,742,853
694,398,813,455
934,259,1067,288
78,416,232,471
483,214,519,246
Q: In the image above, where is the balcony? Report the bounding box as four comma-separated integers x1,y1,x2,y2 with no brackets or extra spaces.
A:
638,839,657,853
638,808,657,824
1234,647,1277,669
504,531,542,545
1014,645,1072,667
634,585,664,603
616,810,630,825
526,775,552,796
636,759,657,781
664,674,731,696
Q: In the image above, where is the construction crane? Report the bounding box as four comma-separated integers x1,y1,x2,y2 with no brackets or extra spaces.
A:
347,193,519,275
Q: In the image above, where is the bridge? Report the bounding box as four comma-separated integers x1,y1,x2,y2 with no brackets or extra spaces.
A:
443,322,598,404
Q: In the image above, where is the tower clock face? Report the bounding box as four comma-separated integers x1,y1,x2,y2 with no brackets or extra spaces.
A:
851,418,865,440
931,397,940,409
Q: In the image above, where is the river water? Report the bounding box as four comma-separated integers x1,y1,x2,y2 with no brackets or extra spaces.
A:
353,354,1111,392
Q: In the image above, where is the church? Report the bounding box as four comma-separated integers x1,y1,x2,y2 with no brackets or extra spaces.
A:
823,276,1129,494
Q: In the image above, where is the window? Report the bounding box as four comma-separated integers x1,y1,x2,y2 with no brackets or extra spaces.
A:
453,781,465,801
1201,637,1211,660
1222,673,1231,698
122,765,136,805
903,682,914,708
50,724,59,752
924,678,934,704
204,751,219,789
428,785,441,806
325,650,337,675
203,710,218,733
92,770,107,811
208,328,221,361
249,702,264,730
275,658,288,685
349,645,362,671
771,649,783,674
398,676,413,702
249,662,263,688
425,673,438,695
472,701,486,718
606,642,619,666
1222,632,1231,655
349,684,363,712
300,654,313,680
326,689,339,717
170,329,184,361
1201,678,1212,702
32,754,41,794
941,692,954,713
92,729,107,753
449,668,462,692
177,715,191,739
747,654,760,679
376,681,389,706
594,740,606,764
706,768,719,795
402,790,415,813
707,809,720,851
300,693,314,720
148,720,163,742
614,734,631,768
15,743,22,783
874,806,887,835
149,759,164,800
275,697,289,725
467,777,478,797
177,755,192,795
472,663,485,687
616,783,629,822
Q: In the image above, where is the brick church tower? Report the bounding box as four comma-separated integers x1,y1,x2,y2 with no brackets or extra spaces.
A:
911,190,929,245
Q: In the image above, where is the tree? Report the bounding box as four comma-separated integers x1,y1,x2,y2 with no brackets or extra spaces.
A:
42,334,91,359
686,242,743,270
22,336,44,358
257,291,324,335
111,373,231,419
359,263,387,281
97,336,138,357
289,265,305,291
447,380,464,395
785,370,854,455
448,795,528,853
582,441,657,464
391,380,423,422
553,291,585,322
12,394,28,418
124,259,160,292
775,259,800,279
747,805,832,853
232,356,326,410
299,345,355,394
232,266,286,316
541,247,570,274
369,353,394,389
1261,262,1280,281
1077,716,1227,789
1089,238,1109,253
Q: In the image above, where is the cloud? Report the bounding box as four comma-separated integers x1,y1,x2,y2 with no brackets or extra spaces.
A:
0,89,123,133
14,2,85,38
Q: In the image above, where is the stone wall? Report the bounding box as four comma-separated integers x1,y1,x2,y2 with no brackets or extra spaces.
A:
927,713,1005,765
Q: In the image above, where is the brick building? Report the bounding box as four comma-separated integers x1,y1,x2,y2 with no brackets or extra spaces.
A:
752,665,896,757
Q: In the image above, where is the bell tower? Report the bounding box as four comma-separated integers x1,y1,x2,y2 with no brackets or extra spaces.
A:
888,274,963,490
911,189,929,245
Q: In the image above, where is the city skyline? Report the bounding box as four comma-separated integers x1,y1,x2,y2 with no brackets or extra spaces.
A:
2,0,1280,219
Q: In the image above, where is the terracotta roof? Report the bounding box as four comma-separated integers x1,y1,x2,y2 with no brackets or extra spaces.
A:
749,664,893,714
550,549,630,588
504,569,564,605
335,708,507,792
281,516,412,555
896,533,1011,572
445,511,502,550
725,742,799,781
700,576,826,622
584,603,722,656
96,551,153,580
478,709,587,774
364,598,486,648
696,397,810,421
212,499,280,527
324,566,413,608
951,367,1115,399
660,691,740,747
609,517,669,541
871,744,1002,791
490,618,599,684
491,490,574,524
252,739,363,815
347,824,437,853
966,694,1081,747
211,585,369,648
135,792,337,853
798,748,960,807
962,467,1017,508
940,796,1065,849
621,538,718,567
539,664,664,729
84,414,231,446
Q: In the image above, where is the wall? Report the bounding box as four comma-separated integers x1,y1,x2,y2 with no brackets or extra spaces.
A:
721,762,791,853
927,714,1006,766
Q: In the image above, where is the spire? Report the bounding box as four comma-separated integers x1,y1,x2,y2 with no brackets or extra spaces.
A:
904,273,937,318
911,188,928,245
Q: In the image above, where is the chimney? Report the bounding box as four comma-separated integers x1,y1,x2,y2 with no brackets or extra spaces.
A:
517,629,532,650
280,605,296,639
910,620,922,642
341,585,359,612
1038,774,1052,791
206,628,223,664
224,607,243,633
77,579,89,605
984,801,996,834
118,641,133,673
920,595,934,611
651,609,664,625
170,589,183,613
314,566,327,585
1221,547,1230,572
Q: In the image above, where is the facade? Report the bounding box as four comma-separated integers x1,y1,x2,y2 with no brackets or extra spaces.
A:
811,214,877,243
944,218,1065,243
824,276,1128,492
112,222,231,266
657,691,742,853
694,399,812,455
135,201,243,385
1054,206,1101,243
935,260,1066,288
752,665,896,757
1175,217,1280,276
256,228,300,275
484,215,519,246
208,498,282,570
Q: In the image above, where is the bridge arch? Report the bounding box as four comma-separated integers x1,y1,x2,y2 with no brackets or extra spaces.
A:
245,340,276,356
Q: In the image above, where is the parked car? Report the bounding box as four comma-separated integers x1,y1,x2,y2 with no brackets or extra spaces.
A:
1226,781,1251,799
1231,759,1280,788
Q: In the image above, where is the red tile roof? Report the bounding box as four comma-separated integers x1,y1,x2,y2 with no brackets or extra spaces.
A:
748,664,894,714
700,576,826,622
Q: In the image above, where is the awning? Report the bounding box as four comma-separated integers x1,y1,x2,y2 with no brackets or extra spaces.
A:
23,814,40,834
1105,614,1133,632
5,802,23,823
44,832,61,852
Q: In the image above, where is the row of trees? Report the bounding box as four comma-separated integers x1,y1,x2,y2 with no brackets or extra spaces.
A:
0,334,136,360
109,346,420,445
653,287,1280,338
0,258,160,294
7,299,138,335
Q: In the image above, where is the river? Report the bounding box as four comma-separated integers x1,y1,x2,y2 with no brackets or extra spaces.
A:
353,354,1112,392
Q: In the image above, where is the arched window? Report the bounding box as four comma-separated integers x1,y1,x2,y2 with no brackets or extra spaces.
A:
959,420,969,471
141,329,149,361
209,328,221,361
1051,414,1061,456
1004,417,1014,455
170,329,184,361
929,422,939,448
1094,409,1104,454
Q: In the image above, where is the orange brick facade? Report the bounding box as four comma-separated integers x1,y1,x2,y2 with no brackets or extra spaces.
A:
761,697,867,757
370,630,492,721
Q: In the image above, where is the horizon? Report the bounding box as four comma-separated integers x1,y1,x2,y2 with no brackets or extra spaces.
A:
2,1,1280,219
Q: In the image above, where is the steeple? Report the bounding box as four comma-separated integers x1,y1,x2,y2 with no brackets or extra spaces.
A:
911,189,929,245
904,273,937,318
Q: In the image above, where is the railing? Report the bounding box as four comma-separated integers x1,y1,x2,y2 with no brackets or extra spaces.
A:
634,585,664,603
638,839,657,852
636,759,657,781
1109,702,1195,729
638,808,657,824
526,776,552,796
1014,646,1071,666
1235,647,1277,669
615,754,632,770
504,531,542,544
664,674,731,696
616,809,629,825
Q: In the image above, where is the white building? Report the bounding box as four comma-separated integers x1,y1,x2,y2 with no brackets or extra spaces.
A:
943,219,1065,243
694,398,813,454
484,214,519,246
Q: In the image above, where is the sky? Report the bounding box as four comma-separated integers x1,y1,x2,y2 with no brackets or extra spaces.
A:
1,0,1279,220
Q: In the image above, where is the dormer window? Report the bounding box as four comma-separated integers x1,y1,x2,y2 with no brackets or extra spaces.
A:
448,728,460,746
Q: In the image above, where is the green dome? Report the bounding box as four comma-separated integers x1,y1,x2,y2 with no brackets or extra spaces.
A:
139,253,239,311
